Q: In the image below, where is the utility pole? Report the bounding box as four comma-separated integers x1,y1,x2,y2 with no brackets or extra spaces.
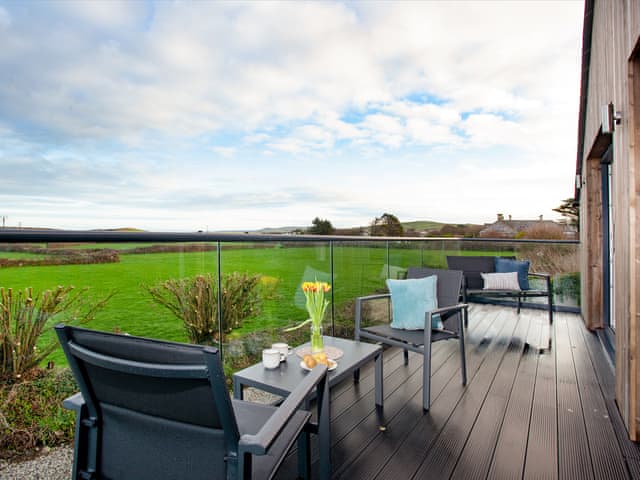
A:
1,216,5,228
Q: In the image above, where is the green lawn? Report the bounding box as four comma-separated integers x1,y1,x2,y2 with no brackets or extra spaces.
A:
0,252,48,260
0,243,507,366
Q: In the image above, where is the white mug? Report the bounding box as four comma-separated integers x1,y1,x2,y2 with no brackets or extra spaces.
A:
262,349,280,369
272,342,289,361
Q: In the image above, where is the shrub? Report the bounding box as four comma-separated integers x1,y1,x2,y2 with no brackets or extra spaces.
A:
258,275,280,300
0,368,77,460
145,274,217,345
517,244,579,276
0,249,120,268
517,223,566,240
0,286,112,381
554,272,581,305
145,272,262,345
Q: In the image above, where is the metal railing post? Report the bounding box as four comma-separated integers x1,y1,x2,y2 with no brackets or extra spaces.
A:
217,241,223,358
330,241,335,336
386,241,390,278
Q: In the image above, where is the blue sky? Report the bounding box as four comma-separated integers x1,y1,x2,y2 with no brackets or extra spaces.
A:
0,1,584,231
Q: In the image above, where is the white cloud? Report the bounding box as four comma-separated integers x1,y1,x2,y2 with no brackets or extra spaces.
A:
0,1,583,229
212,146,236,158
462,113,525,147
51,1,147,30
0,6,11,29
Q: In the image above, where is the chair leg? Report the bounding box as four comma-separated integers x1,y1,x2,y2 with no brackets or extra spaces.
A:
403,349,409,365
297,431,311,480
458,308,467,385
422,318,433,412
462,291,469,328
422,341,432,411
517,295,522,314
459,329,467,387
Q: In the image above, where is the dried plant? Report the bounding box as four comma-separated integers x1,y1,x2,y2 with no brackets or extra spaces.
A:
517,223,566,240
0,286,112,381
145,272,262,345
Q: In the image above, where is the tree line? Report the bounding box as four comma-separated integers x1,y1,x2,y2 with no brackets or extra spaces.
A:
305,198,578,238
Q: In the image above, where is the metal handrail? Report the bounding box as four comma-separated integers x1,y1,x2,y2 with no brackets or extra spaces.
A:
0,228,579,245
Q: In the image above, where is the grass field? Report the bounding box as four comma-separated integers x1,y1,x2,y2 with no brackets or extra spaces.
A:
0,242,506,366
0,252,48,260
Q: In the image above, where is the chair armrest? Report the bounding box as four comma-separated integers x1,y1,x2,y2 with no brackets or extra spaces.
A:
356,293,392,302
63,392,85,412
430,303,468,316
427,303,468,335
238,364,328,455
528,272,550,279
355,294,391,337
427,303,468,333
528,272,552,292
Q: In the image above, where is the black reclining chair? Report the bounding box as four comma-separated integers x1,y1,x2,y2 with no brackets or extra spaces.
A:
56,324,328,480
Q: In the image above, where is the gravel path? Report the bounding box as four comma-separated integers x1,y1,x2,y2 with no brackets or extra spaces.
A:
0,388,279,479
1,446,73,480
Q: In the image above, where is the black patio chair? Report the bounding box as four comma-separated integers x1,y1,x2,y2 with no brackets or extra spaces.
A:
56,324,328,480
354,267,468,411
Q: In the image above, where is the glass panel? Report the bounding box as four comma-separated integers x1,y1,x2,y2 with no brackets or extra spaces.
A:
219,241,331,376
0,241,219,368
426,238,581,308
0,234,580,381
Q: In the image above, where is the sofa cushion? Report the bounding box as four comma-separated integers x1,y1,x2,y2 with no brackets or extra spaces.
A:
481,271,521,291
495,257,530,290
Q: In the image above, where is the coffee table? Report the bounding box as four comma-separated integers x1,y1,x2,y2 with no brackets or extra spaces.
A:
232,336,383,480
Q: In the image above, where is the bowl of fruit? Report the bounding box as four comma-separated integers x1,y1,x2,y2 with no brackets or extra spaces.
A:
300,352,337,371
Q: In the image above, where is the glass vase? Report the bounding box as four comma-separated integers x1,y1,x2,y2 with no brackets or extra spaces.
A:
311,323,324,353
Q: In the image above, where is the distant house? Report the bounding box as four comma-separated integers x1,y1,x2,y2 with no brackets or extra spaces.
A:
575,0,640,440
478,213,574,239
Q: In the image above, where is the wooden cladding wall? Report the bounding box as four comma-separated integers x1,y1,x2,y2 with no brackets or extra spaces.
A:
579,0,640,439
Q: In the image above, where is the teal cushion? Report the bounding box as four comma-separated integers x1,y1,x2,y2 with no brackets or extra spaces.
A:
386,276,443,330
495,257,530,290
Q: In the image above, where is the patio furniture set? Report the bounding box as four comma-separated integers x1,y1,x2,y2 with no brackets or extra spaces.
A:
57,256,552,479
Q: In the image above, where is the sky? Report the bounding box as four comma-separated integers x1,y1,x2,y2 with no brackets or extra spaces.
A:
0,1,584,232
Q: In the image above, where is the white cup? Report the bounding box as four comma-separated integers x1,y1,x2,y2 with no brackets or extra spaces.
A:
272,342,289,361
262,349,280,369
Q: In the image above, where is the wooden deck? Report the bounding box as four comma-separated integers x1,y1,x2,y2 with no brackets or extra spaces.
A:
274,304,640,479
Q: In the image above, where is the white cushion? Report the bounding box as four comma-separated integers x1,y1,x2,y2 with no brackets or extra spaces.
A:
481,271,521,291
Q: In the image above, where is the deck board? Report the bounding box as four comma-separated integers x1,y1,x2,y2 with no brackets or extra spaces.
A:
411,310,520,479
272,305,639,480
556,314,594,480
487,317,542,479
449,313,531,480
332,305,501,480
568,314,632,479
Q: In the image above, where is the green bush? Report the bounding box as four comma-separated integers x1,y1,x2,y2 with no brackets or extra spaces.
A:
0,368,77,459
554,272,581,305
220,272,262,332
0,286,112,381
145,272,262,345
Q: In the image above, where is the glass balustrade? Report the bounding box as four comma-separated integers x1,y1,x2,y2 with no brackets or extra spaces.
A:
0,232,580,376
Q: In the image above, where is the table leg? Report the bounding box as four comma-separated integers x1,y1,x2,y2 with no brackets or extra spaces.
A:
375,351,384,407
232,377,243,400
